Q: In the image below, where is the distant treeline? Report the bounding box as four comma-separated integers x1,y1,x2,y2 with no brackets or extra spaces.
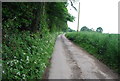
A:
68,26,103,33
80,26,103,33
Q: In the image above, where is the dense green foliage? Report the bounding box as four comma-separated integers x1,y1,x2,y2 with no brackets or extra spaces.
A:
80,26,103,33
47,3,74,32
96,27,103,33
3,31,59,79
66,32,119,74
2,2,74,33
2,2,74,79
80,26,94,32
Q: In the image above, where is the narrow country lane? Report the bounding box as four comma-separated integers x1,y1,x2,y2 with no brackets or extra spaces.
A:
48,34,118,79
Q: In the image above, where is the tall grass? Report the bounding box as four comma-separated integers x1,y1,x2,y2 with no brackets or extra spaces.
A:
2,31,59,79
66,32,119,74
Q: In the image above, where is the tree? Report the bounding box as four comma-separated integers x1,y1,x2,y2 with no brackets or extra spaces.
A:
96,27,103,33
46,2,74,32
80,26,95,32
2,2,74,33
80,26,89,31
69,0,77,11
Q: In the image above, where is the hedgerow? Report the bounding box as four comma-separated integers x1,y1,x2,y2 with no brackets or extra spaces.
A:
66,32,119,74
2,2,74,79
2,31,59,79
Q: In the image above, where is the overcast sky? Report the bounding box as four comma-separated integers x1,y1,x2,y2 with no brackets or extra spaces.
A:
67,0,120,34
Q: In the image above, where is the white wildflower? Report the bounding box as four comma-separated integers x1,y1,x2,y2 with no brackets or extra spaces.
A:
34,61,37,64
17,72,20,75
2,71,5,74
7,62,9,64
23,74,26,79
23,53,26,55
14,56,16,58
26,56,29,61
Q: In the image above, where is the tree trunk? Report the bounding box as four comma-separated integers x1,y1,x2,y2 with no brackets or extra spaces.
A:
31,3,43,32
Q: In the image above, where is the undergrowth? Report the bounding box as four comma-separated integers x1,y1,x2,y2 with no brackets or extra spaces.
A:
2,30,59,79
